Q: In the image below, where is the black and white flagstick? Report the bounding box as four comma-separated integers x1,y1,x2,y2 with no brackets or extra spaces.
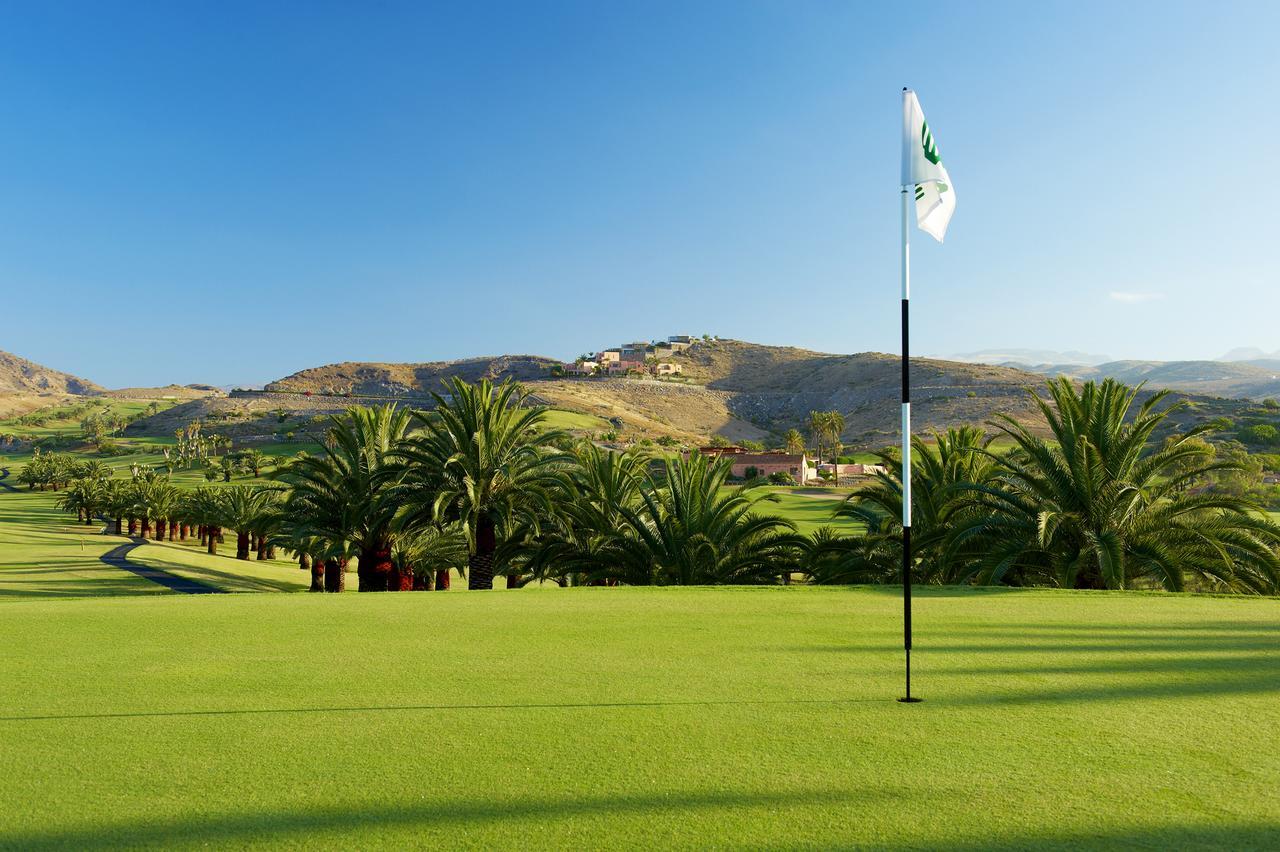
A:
898,100,921,703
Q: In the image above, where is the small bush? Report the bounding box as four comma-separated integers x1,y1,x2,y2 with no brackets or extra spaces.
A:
768,471,795,485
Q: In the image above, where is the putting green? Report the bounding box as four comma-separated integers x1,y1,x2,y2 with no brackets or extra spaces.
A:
0,586,1275,849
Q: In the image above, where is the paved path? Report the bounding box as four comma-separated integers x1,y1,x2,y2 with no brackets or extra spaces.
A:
100,539,225,595
0,468,17,493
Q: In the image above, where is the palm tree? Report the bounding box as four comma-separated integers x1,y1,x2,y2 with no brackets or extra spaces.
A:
393,378,568,590
102,480,132,535
135,480,178,541
784,428,806,456
807,411,826,468
809,427,996,585
187,488,225,555
824,411,846,468
215,486,273,560
392,524,469,590
239,448,267,478
520,443,649,586
603,452,805,585
276,405,411,591
954,378,1280,593
57,478,106,526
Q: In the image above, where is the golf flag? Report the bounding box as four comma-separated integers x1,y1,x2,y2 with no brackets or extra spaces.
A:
901,90,956,242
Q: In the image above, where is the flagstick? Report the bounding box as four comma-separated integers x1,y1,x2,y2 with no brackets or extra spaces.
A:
898,182,921,704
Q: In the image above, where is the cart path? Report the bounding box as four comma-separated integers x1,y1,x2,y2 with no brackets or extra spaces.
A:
100,539,225,594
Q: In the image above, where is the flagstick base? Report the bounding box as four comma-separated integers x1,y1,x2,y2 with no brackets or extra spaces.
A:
897,646,922,703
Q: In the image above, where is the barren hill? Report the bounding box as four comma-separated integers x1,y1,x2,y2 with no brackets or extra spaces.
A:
265,355,561,397
120,338,1261,449
0,349,101,396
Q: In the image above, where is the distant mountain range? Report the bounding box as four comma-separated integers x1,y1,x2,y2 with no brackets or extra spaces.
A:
997,360,1280,401
949,348,1113,367
1219,347,1280,362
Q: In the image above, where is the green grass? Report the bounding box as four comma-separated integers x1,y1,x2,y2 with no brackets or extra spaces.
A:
0,399,179,439
757,486,862,535
0,450,347,599
0,587,1276,848
540,408,611,432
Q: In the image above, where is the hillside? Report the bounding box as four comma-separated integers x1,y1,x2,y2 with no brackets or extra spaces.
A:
160,340,1056,448
40,338,1273,451
0,349,101,396
1008,359,1280,401
265,355,561,396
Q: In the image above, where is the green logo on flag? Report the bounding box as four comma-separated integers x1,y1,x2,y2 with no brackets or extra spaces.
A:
922,121,941,165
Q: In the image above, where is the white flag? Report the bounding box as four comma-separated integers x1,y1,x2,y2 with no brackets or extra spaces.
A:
901,89,956,242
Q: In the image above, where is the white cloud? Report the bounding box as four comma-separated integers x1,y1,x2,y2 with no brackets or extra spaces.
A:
1108,291,1164,304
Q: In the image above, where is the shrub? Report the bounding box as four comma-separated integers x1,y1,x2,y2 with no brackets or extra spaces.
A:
656,435,678,447
1263,398,1279,410
740,440,765,452
768,471,795,485
743,466,761,480
1239,424,1279,446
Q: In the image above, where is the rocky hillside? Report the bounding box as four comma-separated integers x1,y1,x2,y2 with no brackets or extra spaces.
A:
265,355,561,397
116,338,1266,449
0,349,101,395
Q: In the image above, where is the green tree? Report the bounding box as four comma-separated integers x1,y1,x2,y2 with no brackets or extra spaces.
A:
955,379,1280,593
276,405,412,590
784,429,805,455
810,427,996,585
599,452,805,585
394,378,568,590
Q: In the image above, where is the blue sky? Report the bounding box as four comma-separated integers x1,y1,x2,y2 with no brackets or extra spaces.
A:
2,1,1277,387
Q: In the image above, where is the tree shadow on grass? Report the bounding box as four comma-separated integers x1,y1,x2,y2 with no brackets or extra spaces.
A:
949,822,1280,851
0,788,894,850
0,695,885,724
789,619,1280,705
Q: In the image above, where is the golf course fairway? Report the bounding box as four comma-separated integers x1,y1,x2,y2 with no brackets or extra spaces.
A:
0,586,1276,849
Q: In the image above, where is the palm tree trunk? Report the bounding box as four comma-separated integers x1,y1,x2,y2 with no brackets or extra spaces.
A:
468,515,496,590
324,557,346,592
358,542,393,592
256,536,268,560
392,564,413,591
140,518,151,538
236,532,250,560
207,526,220,555
155,520,166,541
169,521,178,539
179,524,188,541
310,558,325,592
413,570,433,591
128,518,137,536
435,568,451,591
114,517,123,535
299,553,310,572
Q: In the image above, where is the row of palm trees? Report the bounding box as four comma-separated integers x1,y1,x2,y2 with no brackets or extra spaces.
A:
816,380,1280,593
37,376,1280,595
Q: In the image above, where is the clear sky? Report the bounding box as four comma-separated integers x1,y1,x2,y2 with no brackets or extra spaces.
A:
2,1,1277,387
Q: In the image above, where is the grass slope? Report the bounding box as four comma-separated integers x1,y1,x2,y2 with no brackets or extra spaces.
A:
0,588,1277,849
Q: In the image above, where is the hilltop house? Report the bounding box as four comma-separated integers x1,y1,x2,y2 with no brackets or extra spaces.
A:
655,362,683,376
564,360,598,376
